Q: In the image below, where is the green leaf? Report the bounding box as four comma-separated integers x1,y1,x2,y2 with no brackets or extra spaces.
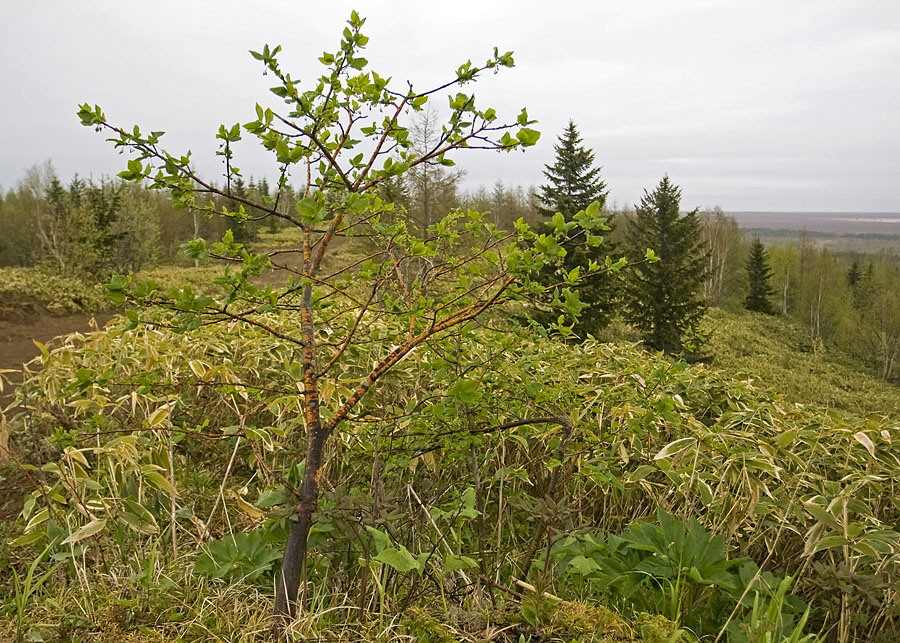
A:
374,545,420,573
121,499,160,535
449,378,481,404
62,518,107,544
460,486,479,519
810,535,850,554
295,197,326,226
444,555,478,573
144,469,176,495
566,554,601,576
805,503,841,531
654,437,695,460
516,127,540,146
365,526,391,553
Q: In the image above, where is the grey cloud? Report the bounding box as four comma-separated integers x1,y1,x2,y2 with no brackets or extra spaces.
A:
1,0,898,211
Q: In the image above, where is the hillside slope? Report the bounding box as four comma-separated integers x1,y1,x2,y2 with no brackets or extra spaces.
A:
702,308,900,416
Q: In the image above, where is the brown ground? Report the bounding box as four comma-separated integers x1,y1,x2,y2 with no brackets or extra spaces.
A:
0,301,114,519
0,298,114,401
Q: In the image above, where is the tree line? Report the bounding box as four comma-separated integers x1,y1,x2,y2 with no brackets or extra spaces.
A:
0,162,305,275
1,122,898,380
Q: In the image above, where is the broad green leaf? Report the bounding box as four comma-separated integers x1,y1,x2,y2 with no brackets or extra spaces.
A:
374,545,419,573
566,554,601,576
365,526,391,553
444,554,478,573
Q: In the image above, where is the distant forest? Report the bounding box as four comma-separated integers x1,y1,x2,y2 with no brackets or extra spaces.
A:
2,153,898,383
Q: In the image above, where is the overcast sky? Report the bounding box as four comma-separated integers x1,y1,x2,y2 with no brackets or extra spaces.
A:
1,1,898,212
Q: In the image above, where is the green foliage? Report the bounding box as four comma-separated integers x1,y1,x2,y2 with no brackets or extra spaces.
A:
0,267,110,314
535,121,619,336
194,529,283,582
623,175,708,353
552,509,809,638
704,308,900,415
745,238,775,314
8,304,899,639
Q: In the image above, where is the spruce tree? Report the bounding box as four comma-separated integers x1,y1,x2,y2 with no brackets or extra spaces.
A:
622,175,708,352
538,120,607,217
744,238,775,314
847,260,862,288
536,120,617,334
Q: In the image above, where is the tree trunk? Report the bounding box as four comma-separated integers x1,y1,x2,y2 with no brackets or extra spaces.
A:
274,274,322,629
274,424,326,620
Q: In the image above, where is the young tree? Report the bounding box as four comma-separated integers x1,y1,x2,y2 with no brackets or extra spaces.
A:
700,207,744,307
536,120,618,335
77,12,611,631
847,260,862,289
744,238,775,314
622,175,708,353
405,106,464,234
111,183,161,273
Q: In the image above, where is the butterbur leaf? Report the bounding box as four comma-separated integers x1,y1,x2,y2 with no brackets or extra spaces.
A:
374,545,420,573
444,555,478,573
365,526,392,553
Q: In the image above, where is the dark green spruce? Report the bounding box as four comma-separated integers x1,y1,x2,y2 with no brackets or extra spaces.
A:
744,238,775,314
536,120,617,335
623,175,708,353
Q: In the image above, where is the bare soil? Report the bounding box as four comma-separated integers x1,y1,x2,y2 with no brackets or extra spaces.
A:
0,299,114,520
0,298,113,411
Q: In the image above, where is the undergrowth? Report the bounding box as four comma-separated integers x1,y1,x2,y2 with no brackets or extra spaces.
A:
0,268,110,315
703,308,900,416
2,306,898,641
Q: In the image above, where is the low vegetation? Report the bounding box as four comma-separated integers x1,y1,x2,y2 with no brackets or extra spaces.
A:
0,268,110,317
2,304,897,641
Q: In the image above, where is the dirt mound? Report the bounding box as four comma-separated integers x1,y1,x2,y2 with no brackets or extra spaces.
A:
0,297,43,324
